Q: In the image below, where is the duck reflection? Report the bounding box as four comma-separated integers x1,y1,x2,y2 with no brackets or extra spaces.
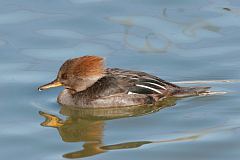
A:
39,98,177,159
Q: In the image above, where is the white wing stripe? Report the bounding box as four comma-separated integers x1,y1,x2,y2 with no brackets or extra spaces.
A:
136,84,162,94
127,91,137,95
143,82,167,90
146,78,167,85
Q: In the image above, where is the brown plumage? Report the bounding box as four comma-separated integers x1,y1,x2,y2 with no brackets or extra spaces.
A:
38,55,210,108
60,56,105,77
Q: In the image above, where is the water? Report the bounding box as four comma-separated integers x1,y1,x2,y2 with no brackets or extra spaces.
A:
1,0,240,159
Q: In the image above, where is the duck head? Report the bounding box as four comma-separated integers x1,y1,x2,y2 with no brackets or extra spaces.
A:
38,56,105,93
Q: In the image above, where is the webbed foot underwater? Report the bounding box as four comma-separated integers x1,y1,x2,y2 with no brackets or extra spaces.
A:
38,55,210,108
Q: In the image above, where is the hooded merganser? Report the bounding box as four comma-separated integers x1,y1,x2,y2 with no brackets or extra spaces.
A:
38,55,210,108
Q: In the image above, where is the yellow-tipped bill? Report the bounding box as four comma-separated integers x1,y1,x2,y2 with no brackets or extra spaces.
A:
38,80,63,91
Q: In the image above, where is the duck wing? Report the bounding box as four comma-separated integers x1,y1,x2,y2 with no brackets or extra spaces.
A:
106,68,180,95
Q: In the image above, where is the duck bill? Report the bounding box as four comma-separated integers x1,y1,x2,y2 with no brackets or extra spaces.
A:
38,79,63,91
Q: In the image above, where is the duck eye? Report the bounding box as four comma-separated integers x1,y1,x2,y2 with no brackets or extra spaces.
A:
61,73,68,79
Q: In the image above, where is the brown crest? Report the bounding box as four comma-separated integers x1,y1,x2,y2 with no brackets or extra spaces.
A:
69,56,105,77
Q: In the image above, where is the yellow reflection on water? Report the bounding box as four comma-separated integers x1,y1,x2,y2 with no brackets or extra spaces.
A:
39,96,240,159
40,111,105,158
39,98,176,159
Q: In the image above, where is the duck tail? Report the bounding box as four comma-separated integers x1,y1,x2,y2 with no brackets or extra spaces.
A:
172,86,211,98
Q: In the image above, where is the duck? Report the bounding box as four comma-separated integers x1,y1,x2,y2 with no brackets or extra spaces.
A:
38,55,210,108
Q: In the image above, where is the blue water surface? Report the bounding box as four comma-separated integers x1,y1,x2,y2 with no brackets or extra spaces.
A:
0,0,240,160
